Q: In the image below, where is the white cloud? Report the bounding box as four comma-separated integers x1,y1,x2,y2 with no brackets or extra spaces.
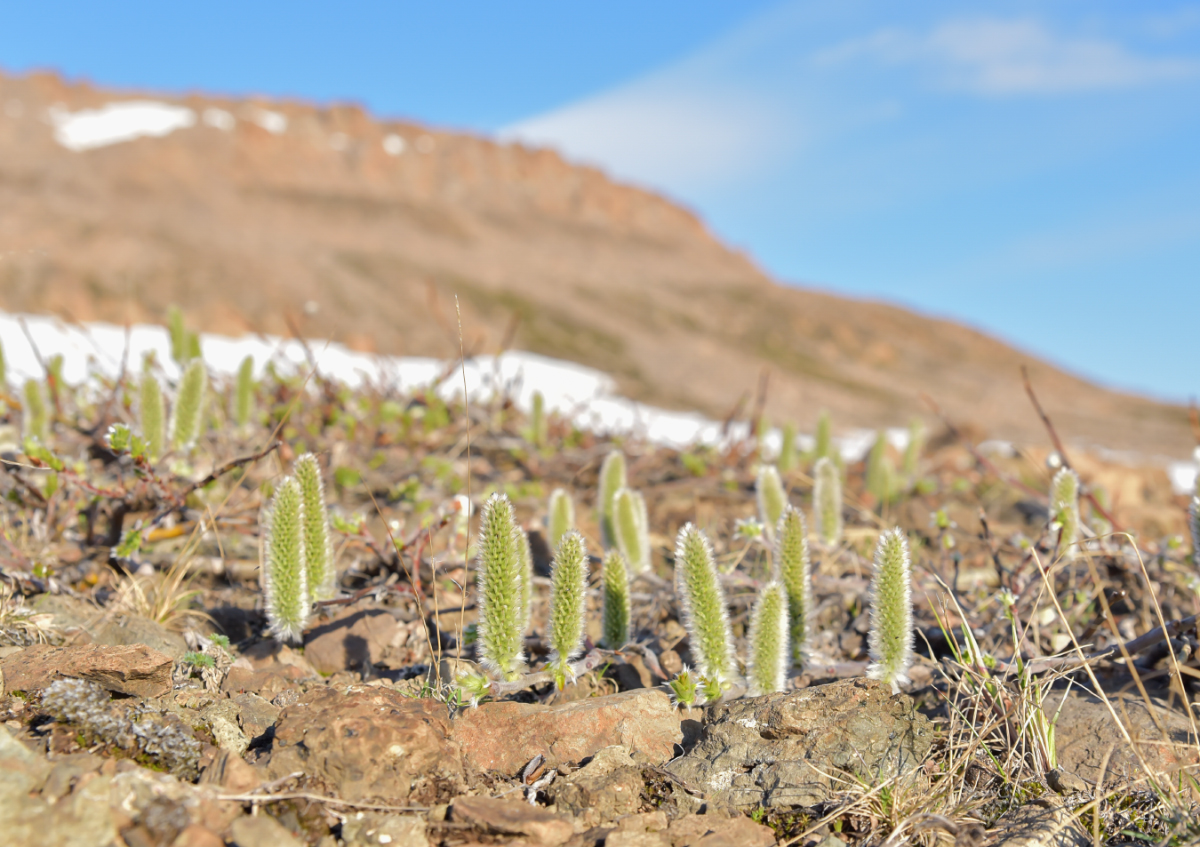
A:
817,17,1200,95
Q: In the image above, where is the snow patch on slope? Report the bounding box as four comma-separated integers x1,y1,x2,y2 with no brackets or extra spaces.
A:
47,101,196,151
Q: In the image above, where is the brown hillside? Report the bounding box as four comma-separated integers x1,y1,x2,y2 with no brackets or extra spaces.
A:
0,71,1190,455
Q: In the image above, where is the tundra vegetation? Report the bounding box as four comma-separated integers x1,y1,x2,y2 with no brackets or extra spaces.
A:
0,321,1198,846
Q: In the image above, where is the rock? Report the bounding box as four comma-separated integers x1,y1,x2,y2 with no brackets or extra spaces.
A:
341,812,429,847
666,814,776,847
606,811,672,847
554,746,644,827
93,614,188,660
452,688,683,774
305,609,400,674
665,678,934,810
170,825,226,847
983,801,1088,847
1,770,119,847
1052,689,1200,787
200,749,262,793
0,724,51,795
229,815,305,847
232,692,280,742
0,643,174,697
267,686,462,802
221,664,306,698
202,699,249,755
1045,768,1088,795
448,795,573,846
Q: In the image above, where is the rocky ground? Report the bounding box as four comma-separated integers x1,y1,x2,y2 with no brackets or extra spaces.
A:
2,360,1200,847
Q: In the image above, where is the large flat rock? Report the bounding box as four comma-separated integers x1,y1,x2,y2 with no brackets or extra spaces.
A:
0,643,173,697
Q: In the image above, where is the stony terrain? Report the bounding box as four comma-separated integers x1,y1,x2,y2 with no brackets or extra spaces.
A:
0,69,1194,456
1,345,1199,846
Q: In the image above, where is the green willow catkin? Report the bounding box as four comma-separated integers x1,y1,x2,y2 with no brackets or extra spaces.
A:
903,418,924,479
530,390,547,447
613,487,650,573
1050,467,1081,562
294,454,336,601
518,526,534,635
757,464,787,540
601,549,632,649
547,488,574,552
776,505,812,666
234,355,255,429
262,476,309,643
598,449,627,548
865,432,888,503
170,359,207,453
812,456,843,546
167,306,188,365
866,528,913,694
547,531,589,688
674,524,735,699
139,373,165,463
747,581,789,696
1188,496,1199,570
22,378,48,444
779,421,798,473
475,493,525,680
813,410,832,462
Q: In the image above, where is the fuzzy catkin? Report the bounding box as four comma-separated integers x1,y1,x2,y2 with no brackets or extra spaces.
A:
865,432,888,503
748,581,789,696
530,390,547,446
547,488,574,552
1189,496,1199,569
776,505,812,666
1050,467,1081,562
475,493,526,680
613,487,650,573
757,464,787,540
22,378,48,444
598,449,627,548
235,355,255,429
866,528,913,694
904,418,924,479
170,358,207,452
262,476,309,643
601,549,632,649
547,531,589,687
813,457,843,547
139,373,165,463
294,454,336,601
813,410,832,462
779,422,798,473
674,524,736,691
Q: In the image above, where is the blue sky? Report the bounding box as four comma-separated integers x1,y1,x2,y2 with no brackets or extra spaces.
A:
4,1,1198,401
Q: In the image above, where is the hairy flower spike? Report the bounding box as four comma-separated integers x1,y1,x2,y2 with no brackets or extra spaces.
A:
547,488,575,552
598,449,627,548
170,359,207,453
1189,496,1199,570
776,505,812,666
813,457,843,547
866,528,914,694
529,390,547,447
22,378,48,444
748,581,789,696
757,464,787,541
518,526,534,635
674,524,736,690
547,531,589,688
601,549,632,649
295,454,336,601
813,410,832,462
475,493,526,680
904,418,924,479
1050,468,1081,561
262,476,309,643
139,373,165,463
234,355,255,429
613,487,651,573
779,421,798,473
865,432,889,504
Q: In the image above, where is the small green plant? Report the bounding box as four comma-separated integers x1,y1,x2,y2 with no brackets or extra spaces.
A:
598,449,627,548
1049,467,1081,561
667,665,700,709
903,418,924,479
262,475,310,643
613,486,650,573
139,373,165,463
234,355,255,429
528,390,547,446
865,431,889,503
170,359,207,453
547,530,589,689
776,505,812,666
295,453,336,601
475,492,526,681
866,528,913,693
747,580,789,695
546,487,574,551
813,410,832,462
601,548,631,648
812,456,843,546
22,378,48,444
778,421,798,473
756,464,787,540
167,305,201,365
674,523,736,700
